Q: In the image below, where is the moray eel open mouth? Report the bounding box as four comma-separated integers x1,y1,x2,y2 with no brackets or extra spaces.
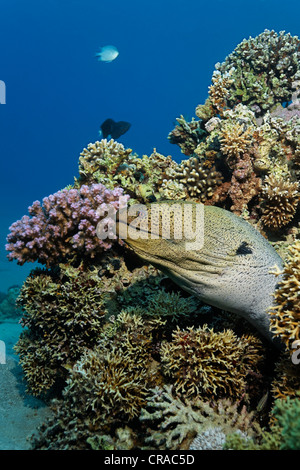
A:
117,201,284,346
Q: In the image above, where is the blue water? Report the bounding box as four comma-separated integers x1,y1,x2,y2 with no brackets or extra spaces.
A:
0,0,299,292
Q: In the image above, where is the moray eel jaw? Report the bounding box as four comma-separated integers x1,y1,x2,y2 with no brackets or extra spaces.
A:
117,202,283,345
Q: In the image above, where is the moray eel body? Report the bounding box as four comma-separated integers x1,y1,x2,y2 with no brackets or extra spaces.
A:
117,201,283,344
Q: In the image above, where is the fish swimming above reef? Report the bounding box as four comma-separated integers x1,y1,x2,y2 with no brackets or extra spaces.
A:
95,45,119,63
100,118,131,139
116,201,284,347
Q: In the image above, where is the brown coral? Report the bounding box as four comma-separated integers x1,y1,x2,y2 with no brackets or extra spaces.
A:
171,156,223,202
195,70,234,120
220,122,253,167
261,175,299,229
268,241,300,350
160,325,264,399
15,267,106,395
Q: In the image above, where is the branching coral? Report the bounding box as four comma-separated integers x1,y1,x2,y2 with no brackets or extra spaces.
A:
14,267,106,395
195,70,234,121
140,385,261,450
168,116,207,156
268,241,300,349
260,175,299,229
170,156,223,202
6,184,129,267
160,325,264,399
215,30,300,115
77,139,178,203
32,346,149,450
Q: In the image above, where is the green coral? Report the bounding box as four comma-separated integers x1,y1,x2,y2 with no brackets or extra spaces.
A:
76,139,179,203
215,29,300,115
225,397,300,450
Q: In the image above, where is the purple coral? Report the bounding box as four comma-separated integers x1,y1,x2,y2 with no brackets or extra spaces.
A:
6,184,129,267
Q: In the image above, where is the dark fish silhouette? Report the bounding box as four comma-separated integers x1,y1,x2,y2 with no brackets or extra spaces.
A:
100,118,131,139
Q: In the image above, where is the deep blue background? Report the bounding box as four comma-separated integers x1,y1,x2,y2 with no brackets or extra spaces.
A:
0,0,299,290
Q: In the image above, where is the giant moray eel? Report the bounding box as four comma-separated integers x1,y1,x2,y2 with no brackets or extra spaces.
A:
116,201,283,345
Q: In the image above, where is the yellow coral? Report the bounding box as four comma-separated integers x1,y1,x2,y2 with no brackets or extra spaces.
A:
160,325,264,399
261,175,299,229
220,122,253,164
269,241,300,350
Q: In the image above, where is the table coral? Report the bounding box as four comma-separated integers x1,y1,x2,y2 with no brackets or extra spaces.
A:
6,183,129,267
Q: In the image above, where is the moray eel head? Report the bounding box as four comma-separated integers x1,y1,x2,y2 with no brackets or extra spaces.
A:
116,201,283,345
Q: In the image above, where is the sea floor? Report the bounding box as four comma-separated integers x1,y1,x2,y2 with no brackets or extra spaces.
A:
0,321,52,450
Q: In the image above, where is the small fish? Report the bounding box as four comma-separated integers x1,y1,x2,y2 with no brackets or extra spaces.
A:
95,45,119,63
100,118,131,139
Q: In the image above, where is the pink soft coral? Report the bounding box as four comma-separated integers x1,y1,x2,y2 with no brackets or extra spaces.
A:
6,184,129,267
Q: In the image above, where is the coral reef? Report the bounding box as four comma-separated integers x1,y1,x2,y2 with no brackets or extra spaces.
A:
6,184,129,267
5,29,300,450
225,396,300,450
32,346,148,450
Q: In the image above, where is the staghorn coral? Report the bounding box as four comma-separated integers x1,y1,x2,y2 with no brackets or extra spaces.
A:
14,266,106,396
140,385,261,450
160,325,264,399
260,175,299,230
268,241,300,350
6,184,129,267
215,30,300,115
